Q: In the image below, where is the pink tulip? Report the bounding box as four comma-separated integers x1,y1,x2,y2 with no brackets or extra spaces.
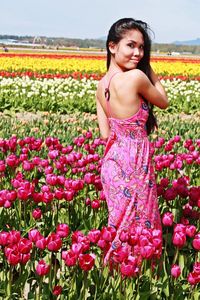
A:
36,260,50,276
120,261,138,277
172,231,186,248
46,174,57,186
87,229,101,244
91,199,100,209
47,233,62,252
192,234,200,250
0,231,9,246
22,160,34,171
101,227,116,242
8,230,21,245
28,229,42,243
64,250,77,267
84,173,95,184
171,264,181,278
6,154,19,167
56,224,70,238
35,237,47,250
97,239,108,249
162,212,174,226
32,208,42,220
140,244,155,259
112,246,129,263
85,198,91,206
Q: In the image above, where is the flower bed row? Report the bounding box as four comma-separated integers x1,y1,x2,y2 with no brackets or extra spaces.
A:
0,70,200,82
1,52,200,64
0,113,199,299
0,76,199,114
0,54,199,77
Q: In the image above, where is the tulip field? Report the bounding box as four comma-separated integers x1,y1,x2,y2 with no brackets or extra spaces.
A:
0,51,199,300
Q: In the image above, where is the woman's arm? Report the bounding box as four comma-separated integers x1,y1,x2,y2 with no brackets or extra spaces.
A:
96,95,111,140
129,69,169,109
149,66,167,99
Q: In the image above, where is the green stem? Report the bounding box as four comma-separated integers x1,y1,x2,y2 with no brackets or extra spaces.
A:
36,277,42,300
7,266,13,298
49,252,53,292
83,271,88,300
19,200,22,231
172,247,179,265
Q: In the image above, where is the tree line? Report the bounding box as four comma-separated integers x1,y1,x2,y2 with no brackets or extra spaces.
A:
0,35,200,54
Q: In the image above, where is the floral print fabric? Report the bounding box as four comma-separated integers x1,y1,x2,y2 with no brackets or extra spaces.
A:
101,92,162,264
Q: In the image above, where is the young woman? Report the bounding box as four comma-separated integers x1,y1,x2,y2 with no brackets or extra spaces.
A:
96,18,169,265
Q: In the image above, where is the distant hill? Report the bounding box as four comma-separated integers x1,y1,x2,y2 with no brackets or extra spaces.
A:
98,36,106,41
172,38,200,46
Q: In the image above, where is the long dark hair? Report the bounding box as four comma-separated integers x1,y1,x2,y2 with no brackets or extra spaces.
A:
106,18,157,135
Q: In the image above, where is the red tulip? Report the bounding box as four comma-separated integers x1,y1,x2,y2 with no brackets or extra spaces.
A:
79,253,95,271
20,253,31,264
164,187,177,201
91,199,100,209
186,225,196,238
6,248,21,265
52,285,62,296
187,272,200,285
0,160,6,172
18,238,32,254
6,154,19,167
160,177,170,188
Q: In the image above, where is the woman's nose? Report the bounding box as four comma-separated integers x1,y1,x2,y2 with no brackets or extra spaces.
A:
134,48,140,56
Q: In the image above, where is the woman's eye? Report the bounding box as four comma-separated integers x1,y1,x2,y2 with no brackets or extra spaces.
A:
128,44,134,48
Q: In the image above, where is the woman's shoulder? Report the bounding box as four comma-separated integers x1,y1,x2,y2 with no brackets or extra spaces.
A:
124,69,147,81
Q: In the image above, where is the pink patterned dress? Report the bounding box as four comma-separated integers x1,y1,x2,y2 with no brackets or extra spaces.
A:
100,73,162,264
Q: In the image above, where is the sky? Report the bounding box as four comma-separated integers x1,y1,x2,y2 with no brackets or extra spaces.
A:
0,0,199,43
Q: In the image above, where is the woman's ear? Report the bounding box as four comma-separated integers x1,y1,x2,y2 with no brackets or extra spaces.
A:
108,41,117,54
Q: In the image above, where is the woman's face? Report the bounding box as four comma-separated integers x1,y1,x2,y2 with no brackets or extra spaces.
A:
110,29,144,71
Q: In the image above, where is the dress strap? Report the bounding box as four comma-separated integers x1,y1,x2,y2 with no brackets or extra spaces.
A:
103,72,121,118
